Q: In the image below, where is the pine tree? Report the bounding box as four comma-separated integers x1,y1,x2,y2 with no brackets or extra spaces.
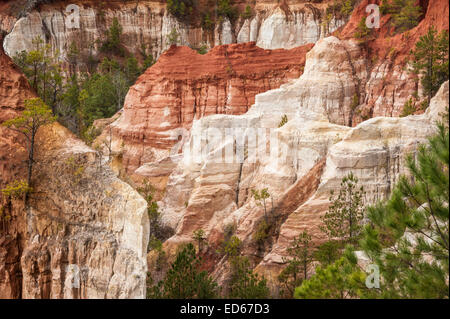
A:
278,231,314,298
192,229,206,253
320,172,366,244
410,27,449,106
2,98,56,188
101,17,124,55
148,243,219,298
392,0,422,32
228,255,269,299
313,240,342,267
294,249,367,299
359,115,449,298
251,188,272,221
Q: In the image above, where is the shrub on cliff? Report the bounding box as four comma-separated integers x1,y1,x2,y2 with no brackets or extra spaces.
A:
241,5,253,20
380,0,422,32
354,17,372,40
167,0,194,20
167,28,180,46
217,0,239,21
101,18,125,56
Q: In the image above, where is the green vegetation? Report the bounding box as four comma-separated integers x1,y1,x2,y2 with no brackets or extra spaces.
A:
1,180,32,200
251,188,272,220
294,113,449,298
217,0,239,21
13,37,63,114
137,180,174,250
14,22,154,141
278,231,314,298
359,116,449,298
354,17,372,39
313,240,342,267
101,17,125,56
167,0,194,20
65,156,85,185
196,43,208,55
294,251,367,299
228,255,270,299
400,97,416,117
326,0,357,20
253,219,270,247
167,27,180,46
320,172,366,244
2,98,56,187
148,243,219,298
278,114,288,128
380,0,422,32
241,5,253,20
201,12,214,30
410,27,449,106
192,229,207,252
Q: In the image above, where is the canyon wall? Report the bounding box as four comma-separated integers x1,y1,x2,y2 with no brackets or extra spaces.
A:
138,0,448,294
2,0,344,67
103,0,449,185
0,43,149,299
105,41,312,176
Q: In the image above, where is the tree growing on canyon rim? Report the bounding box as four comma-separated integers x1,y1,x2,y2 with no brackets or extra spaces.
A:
320,172,366,245
410,27,449,106
278,231,315,298
358,114,449,298
2,98,56,195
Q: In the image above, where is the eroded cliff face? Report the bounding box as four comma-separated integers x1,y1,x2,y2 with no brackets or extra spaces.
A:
137,0,448,294
0,44,149,299
103,41,312,177
2,0,344,66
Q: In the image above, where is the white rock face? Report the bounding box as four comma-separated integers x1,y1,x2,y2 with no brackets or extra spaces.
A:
3,2,345,66
237,6,345,49
155,35,448,287
259,81,449,280
20,124,149,299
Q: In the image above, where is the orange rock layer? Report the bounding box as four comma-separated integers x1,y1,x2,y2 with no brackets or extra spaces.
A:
112,42,313,173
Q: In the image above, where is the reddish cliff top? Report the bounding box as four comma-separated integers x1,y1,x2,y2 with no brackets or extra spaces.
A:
138,41,313,83
339,0,449,63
